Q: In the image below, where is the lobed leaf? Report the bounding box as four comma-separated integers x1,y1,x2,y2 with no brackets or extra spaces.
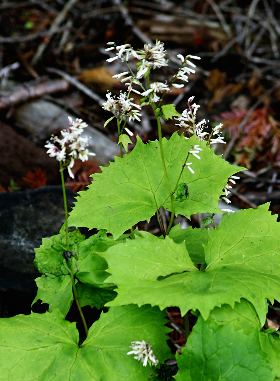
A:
175,301,280,381
69,133,241,237
33,231,123,313
104,204,280,323
33,275,73,316
0,305,170,381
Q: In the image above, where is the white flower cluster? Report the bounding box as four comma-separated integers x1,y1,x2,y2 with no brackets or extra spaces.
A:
142,81,170,103
136,40,168,78
102,91,141,122
127,340,158,367
173,54,201,88
176,96,226,145
106,40,168,78
45,117,95,178
221,175,240,204
104,41,201,127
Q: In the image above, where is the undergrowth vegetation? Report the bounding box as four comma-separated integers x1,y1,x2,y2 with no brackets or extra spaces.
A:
1,41,280,381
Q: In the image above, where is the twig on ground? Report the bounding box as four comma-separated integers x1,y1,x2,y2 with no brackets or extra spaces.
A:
47,67,105,105
112,0,151,44
31,0,77,65
0,79,69,110
206,0,231,37
0,27,68,44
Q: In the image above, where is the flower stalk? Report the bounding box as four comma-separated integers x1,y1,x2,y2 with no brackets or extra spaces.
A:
46,117,93,339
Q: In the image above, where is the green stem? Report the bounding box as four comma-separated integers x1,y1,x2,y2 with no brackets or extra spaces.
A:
117,118,123,158
156,209,166,237
166,153,190,234
60,162,88,338
153,107,175,234
70,269,88,338
59,162,69,248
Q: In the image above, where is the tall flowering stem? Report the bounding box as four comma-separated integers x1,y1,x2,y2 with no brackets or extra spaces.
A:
59,162,69,248
152,105,176,234
45,117,94,339
166,144,202,234
116,118,123,157
104,40,214,233
69,268,88,338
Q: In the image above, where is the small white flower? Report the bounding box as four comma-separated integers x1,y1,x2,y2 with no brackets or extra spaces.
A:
176,96,204,137
177,97,226,146
177,54,185,63
127,340,158,367
124,127,134,137
105,42,136,63
221,208,235,213
173,83,185,88
185,162,195,174
221,175,239,204
173,54,200,86
142,81,170,103
210,123,226,146
189,144,202,160
112,71,129,79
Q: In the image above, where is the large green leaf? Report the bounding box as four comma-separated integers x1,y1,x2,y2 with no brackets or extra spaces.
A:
175,301,280,381
69,133,241,237
0,306,170,381
104,204,280,323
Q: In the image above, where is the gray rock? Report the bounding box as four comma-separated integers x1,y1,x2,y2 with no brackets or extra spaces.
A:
14,100,118,163
0,186,74,290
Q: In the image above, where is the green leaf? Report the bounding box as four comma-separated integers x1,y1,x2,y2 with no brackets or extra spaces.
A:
119,133,132,152
69,133,240,237
161,104,181,120
33,275,73,315
175,301,280,381
102,231,197,283
34,231,121,313
0,306,171,381
260,330,280,378
34,229,84,276
105,204,280,323
77,233,125,287
77,284,117,309
169,224,209,264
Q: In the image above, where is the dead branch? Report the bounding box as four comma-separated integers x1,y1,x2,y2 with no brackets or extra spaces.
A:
0,80,69,110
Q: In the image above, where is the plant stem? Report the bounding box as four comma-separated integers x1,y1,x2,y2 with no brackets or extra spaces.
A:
117,118,123,158
166,153,190,234
157,209,166,237
60,162,88,338
153,107,176,234
59,162,69,248
70,269,88,338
